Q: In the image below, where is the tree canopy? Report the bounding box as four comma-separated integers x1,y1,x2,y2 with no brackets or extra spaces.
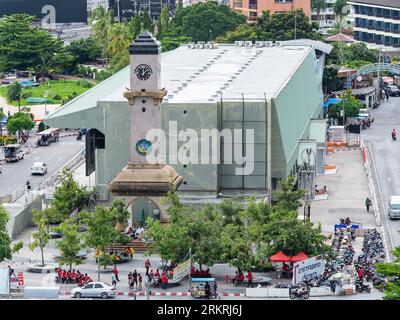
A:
166,1,246,42
0,14,76,74
6,112,34,135
377,245,400,300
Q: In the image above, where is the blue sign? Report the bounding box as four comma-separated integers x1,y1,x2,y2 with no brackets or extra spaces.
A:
384,56,391,65
135,139,152,156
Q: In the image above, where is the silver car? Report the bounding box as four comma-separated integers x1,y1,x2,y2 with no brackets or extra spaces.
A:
71,282,116,299
388,196,400,220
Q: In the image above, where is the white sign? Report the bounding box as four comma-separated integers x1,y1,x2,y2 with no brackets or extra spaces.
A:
172,259,191,282
0,269,10,296
292,256,324,285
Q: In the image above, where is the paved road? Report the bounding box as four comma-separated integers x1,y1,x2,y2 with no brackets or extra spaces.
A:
363,96,400,252
0,136,84,196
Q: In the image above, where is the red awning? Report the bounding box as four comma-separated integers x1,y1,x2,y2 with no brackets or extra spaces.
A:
290,252,308,262
269,251,291,262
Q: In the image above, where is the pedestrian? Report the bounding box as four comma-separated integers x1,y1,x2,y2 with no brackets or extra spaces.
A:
246,271,254,288
112,273,117,287
161,273,168,291
132,269,138,289
138,274,143,290
344,217,351,225
26,180,31,193
145,258,151,276
365,197,372,212
128,272,133,289
386,90,390,100
112,265,120,282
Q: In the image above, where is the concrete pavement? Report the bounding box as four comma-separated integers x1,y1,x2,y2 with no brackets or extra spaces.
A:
362,96,400,251
0,135,84,196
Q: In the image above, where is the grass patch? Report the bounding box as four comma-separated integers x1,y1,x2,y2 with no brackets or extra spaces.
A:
0,80,93,106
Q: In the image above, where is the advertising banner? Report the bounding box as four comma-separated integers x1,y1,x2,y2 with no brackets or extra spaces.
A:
0,0,88,23
172,259,191,282
292,255,325,285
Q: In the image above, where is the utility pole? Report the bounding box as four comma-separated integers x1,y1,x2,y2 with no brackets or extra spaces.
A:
188,248,192,292
117,0,121,22
294,10,297,40
377,49,382,101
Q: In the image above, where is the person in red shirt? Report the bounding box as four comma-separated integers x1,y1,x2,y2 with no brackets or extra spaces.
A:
66,270,71,283
71,269,76,282
155,269,160,277
247,271,253,288
357,268,364,280
145,258,151,276
112,265,120,282
61,270,67,284
238,272,245,284
191,266,195,276
161,274,168,291
78,276,84,287
83,273,89,283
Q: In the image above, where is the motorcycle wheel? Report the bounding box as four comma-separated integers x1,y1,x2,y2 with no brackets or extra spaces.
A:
289,293,296,300
303,293,310,299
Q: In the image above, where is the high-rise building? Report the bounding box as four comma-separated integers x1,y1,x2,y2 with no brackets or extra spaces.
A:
349,0,400,48
311,0,355,31
87,0,109,12
108,0,177,21
229,0,311,23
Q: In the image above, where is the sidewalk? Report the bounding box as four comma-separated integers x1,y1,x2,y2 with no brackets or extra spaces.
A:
311,149,376,235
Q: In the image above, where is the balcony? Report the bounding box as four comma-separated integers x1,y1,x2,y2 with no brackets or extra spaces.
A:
249,4,257,10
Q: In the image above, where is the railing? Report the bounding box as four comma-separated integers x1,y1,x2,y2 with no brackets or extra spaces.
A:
10,148,85,203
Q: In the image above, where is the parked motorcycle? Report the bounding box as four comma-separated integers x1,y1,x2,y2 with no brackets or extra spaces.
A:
355,280,371,293
289,286,310,300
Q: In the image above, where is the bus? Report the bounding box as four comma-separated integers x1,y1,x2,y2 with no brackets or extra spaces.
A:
4,144,24,162
36,128,60,146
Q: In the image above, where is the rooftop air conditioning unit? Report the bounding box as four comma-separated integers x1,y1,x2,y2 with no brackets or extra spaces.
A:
275,41,282,47
235,41,244,47
187,43,195,49
244,41,253,47
265,41,273,47
206,41,215,49
255,41,265,47
197,41,205,49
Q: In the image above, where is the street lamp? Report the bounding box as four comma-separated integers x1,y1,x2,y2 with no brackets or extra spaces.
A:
299,148,316,222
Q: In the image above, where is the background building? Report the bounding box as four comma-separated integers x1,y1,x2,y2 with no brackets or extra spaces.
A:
311,0,336,29
44,39,331,220
87,0,109,12
230,0,311,23
349,0,400,49
108,0,177,20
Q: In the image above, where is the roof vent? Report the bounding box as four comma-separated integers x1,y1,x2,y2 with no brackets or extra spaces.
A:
255,41,265,47
235,41,244,47
205,42,215,49
244,41,253,47
265,41,273,47
187,43,195,49
197,41,205,49
182,83,188,87
274,41,282,47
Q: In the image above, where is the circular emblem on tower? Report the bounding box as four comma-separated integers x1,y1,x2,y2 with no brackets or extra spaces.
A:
136,139,152,156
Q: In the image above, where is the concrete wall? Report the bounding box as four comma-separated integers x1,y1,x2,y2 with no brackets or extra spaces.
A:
5,195,42,240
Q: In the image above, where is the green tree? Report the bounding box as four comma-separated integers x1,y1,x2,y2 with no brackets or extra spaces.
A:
29,209,50,267
129,15,142,40
0,14,77,73
275,176,305,212
376,245,400,300
6,112,34,137
66,37,102,64
334,0,348,33
0,107,4,120
0,205,23,263
215,24,258,43
323,65,342,93
79,206,121,280
0,205,12,263
90,6,114,67
157,5,170,39
142,9,153,32
160,36,192,52
110,199,130,231
51,169,91,222
107,22,131,57
53,218,85,271
329,90,363,123
166,1,246,42
7,82,22,112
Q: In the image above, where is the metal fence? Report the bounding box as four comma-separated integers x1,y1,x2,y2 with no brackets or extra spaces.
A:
10,148,85,203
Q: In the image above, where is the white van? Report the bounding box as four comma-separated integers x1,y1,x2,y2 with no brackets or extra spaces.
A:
388,196,400,220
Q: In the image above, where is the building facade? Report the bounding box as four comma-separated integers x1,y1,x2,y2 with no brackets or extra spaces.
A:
44,39,331,221
311,0,336,29
349,0,400,48
230,0,311,23
108,0,177,21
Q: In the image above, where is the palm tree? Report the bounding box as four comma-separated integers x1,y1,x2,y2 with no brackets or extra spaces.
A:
90,6,114,67
334,0,348,34
107,22,131,57
7,82,22,112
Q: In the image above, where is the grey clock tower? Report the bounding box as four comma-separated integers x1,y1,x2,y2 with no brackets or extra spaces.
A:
108,31,182,223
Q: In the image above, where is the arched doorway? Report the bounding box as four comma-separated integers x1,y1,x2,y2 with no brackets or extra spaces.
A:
129,197,161,226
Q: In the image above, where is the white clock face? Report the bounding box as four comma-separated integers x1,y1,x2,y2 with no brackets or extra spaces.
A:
135,64,153,81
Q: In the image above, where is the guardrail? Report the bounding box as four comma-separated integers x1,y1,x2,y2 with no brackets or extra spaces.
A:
9,148,85,203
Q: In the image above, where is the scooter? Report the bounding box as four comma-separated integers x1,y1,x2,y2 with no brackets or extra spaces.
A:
355,280,371,293
289,286,310,299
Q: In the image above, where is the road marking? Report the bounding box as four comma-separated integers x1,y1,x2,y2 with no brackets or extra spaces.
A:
366,142,394,262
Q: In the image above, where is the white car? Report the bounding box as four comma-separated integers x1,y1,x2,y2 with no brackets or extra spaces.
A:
31,162,48,175
71,282,116,299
